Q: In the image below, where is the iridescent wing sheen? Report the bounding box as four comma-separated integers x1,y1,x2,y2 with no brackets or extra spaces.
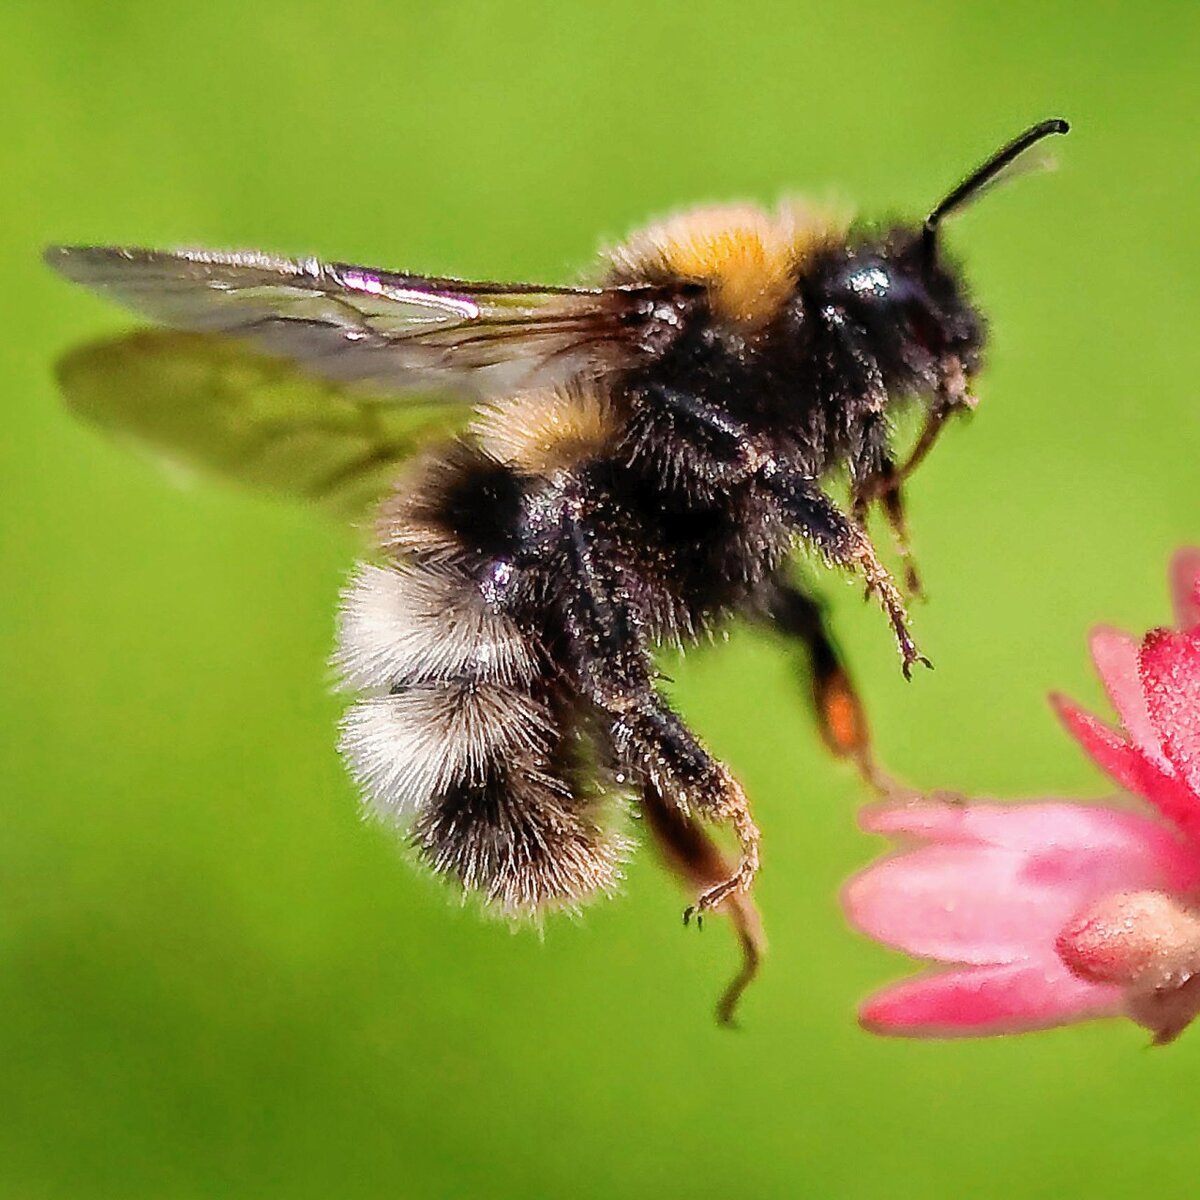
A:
45,245,653,397
56,330,469,521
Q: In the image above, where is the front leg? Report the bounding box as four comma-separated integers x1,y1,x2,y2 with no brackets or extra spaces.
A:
853,455,922,598
557,496,761,921
766,472,930,679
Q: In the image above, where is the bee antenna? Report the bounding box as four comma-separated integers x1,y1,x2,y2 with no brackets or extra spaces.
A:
922,117,1070,261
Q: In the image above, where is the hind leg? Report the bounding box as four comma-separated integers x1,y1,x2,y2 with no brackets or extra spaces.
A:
641,780,765,1026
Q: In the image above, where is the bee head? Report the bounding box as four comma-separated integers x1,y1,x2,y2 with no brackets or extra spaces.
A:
813,118,1069,420
819,234,984,411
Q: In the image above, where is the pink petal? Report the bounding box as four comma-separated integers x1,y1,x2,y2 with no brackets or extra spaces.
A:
1171,548,1200,631
1141,630,1200,800
846,802,1197,964
1051,694,1200,843
859,959,1122,1038
1089,627,1172,771
846,843,1074,963
860,796,1193,864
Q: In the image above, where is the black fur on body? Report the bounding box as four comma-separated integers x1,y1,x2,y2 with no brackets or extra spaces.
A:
336,226,986,944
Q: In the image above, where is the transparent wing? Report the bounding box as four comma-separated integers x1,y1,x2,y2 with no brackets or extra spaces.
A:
57,330,470,521
45,245,655,397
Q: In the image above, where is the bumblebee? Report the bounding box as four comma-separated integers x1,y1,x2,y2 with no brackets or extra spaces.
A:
46,118,1068,1022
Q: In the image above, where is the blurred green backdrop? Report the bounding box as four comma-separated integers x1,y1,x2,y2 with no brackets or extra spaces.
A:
3,2,1199,1196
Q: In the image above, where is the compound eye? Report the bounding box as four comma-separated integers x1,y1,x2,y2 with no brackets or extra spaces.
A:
834,259,934,330
836,260,925,309
843,263,895,300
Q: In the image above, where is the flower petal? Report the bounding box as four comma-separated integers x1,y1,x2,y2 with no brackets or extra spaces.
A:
846,843,1072,963
1051,694,1200,843
1089,627,1172,770
1140,629,1200,800
1171,547,1200,632
860,796,1195,866
859,960,1122,1037
846,800,1195,964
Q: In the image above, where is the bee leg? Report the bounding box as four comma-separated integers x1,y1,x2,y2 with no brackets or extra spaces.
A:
604,693,764,930
559,497,761,920
677,765,761,921
644,391,923,672
602,694,761,926
641,780,766,1027
880,477,922,598
767,475,930,679
854,458,922,598
757,577,881,787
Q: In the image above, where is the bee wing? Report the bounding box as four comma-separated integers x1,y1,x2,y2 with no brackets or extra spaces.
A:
56,330,470,521
45,245,652,397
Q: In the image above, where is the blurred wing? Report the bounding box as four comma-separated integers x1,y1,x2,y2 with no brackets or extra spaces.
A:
45,245,654,397
57,330,470,521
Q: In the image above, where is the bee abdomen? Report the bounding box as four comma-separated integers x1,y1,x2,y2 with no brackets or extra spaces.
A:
412,763,629,915
333,561,536,691
334,558,628,915
339,681,552,812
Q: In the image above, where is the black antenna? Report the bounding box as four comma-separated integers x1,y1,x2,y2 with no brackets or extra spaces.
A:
922,118,1070,260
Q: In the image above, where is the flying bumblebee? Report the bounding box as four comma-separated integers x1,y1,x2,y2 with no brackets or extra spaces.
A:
45,118,1068,1023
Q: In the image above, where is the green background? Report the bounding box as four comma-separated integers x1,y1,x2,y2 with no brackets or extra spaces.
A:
3,2,1199,1196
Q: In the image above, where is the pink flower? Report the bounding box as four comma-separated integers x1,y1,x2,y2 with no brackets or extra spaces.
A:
843,548,1200,1041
